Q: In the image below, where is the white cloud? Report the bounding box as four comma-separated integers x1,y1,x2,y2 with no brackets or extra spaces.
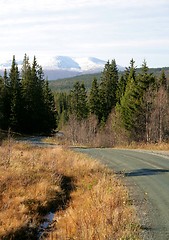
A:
0,0,168,67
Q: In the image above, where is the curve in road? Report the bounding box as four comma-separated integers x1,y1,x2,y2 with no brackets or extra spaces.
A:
75,148,169,240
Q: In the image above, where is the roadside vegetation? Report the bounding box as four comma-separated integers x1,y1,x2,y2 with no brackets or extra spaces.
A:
54,59,169,148
1,56,168,239
0,54,56,135
0,140,140,239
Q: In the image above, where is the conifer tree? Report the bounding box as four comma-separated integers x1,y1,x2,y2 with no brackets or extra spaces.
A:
117,59,157,141
21,54,57,133
135,60,156,140
158,69,167,90
9,56,22,131
70,81,88,120
99,59,119,122
21,54,34,132
55,92,69,129
137,60,155,93
88,77,101,120
116,75,127,103
117,59,138,134
1,69,11,129
43,80,57,132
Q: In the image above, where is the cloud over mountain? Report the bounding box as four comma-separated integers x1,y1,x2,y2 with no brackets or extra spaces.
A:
0,56,124,80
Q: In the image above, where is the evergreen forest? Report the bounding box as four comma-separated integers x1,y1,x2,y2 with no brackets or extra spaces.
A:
0,55,169,146
0,54,57,134
55,59,169,146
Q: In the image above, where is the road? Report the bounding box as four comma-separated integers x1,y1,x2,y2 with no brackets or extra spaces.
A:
75,148,169,240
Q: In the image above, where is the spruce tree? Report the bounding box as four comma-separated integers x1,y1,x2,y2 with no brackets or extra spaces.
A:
99,59,119,122
27,56,46,133
1,69,11,129
21,54,33,132
21,55,57,133
70,81,88,120
43,80,57,132
116,75,127,103
117,59,138,134
88,77,101,120
137,60,155,93
55,92,69,129
158,69,167,90
9,56,22,131
135,60,156,140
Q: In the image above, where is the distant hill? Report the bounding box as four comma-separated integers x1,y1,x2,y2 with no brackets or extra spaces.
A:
49,67,169,92
49,73,102,92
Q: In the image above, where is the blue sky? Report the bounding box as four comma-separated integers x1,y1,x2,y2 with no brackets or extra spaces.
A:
0,0,169,67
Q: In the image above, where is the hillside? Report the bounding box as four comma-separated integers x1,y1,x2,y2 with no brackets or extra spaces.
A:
49,67,169,92
49,72,102,92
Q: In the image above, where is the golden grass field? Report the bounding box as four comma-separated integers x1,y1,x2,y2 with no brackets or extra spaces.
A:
0,139,140,239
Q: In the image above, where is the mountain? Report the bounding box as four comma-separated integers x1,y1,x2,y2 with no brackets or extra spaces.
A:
0,56,124,80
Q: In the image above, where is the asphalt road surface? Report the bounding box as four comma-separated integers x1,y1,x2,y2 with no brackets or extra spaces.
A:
75,148,169,240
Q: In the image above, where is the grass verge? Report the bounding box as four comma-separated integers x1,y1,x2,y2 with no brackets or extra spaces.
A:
0,140,140,239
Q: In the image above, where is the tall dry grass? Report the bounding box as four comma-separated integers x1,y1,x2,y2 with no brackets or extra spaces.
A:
0,140,64,239
0,140,140,239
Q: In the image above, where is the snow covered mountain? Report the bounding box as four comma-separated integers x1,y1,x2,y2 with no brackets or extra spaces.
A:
0,56,124,80
40,56,107,72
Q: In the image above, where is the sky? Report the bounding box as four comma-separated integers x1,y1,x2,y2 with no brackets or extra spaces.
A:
0,0,169,67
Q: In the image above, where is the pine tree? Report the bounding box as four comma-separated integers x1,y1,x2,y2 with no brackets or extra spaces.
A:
117,59,138,134
21,54,34,132
70,81,88,120
116,75,127,103
158,69,167,90
99,59,119,122
1,69,11,129
27,56,46,132
137,60,155,93
117,60,157,141
9,56,22,131
55,92,69,129
21,55,57,133
88,77,101,120
134,61,155,141
43,80,57,132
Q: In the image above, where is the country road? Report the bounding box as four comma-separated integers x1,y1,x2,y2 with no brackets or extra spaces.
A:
75,148,169,240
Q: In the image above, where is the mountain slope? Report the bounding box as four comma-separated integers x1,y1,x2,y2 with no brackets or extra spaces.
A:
0,56,124,80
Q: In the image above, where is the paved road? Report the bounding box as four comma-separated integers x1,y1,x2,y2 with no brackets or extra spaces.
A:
75,148,169,240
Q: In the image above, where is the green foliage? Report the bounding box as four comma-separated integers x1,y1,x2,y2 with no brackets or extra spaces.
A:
99,59,119,122
116,75,127,103
0,54,57,134
158,69,167,90
9,56,22,131
49,73,102,92
88,77,101,120
70,82,89,120
54,92,70,129
54,58,169,144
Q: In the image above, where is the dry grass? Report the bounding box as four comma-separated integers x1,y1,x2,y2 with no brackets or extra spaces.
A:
0,140,63,239
0,140,140,239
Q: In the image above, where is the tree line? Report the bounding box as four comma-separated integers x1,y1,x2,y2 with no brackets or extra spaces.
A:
0,55,168,144
55,59,169,145
0,54,56,134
